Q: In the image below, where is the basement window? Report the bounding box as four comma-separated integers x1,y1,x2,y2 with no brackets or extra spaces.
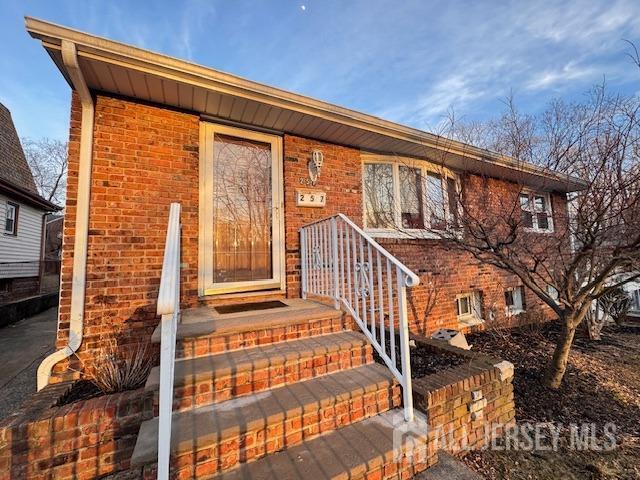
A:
519,191,553,232
456,292,483,326
630,289,640,314
505,286,525,315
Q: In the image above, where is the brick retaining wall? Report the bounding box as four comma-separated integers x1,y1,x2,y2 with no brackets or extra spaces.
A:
0,383,152,480
411,335,516,455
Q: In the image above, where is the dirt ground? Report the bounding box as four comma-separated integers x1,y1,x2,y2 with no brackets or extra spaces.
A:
462,321,640,480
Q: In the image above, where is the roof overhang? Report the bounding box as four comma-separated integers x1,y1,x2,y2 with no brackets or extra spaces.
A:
25,16,588,193
0,177,60,211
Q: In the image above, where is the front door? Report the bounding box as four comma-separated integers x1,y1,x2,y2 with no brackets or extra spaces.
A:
199,123,284,296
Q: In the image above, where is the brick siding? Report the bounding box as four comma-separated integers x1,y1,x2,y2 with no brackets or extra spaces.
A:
54,93,568,378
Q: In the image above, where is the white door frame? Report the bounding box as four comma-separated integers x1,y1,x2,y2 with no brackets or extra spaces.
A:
198,122,285,296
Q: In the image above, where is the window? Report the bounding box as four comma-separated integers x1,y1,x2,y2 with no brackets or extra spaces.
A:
547,284,559,302
364,163,395,228
399,166,424,229
519,191,553,232
363,159,459,233
456,291,483,325
505,286,525,314
4,202,18,235
630,289,640,313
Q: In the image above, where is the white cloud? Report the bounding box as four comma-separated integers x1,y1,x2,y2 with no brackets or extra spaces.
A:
525,62,597,91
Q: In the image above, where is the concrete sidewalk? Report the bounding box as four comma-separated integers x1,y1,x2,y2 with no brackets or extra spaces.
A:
0,307,58,420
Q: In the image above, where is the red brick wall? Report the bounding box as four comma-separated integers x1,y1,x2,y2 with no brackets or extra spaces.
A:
56,93,201,377
282,134,363,295
55,94,568,376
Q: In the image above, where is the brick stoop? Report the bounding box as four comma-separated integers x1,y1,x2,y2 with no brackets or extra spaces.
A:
154,300,351,359
131,300,433,479
145,331,375,412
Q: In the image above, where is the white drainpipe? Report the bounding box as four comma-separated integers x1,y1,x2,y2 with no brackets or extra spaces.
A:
37,40,94,390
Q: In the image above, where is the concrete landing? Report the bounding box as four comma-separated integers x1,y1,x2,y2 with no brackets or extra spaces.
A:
152,299,341,342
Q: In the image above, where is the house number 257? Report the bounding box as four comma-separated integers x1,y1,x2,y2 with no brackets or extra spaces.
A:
296,190,326,208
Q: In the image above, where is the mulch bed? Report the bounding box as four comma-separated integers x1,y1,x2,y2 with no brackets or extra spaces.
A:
374,334,468,378
461,321,640,480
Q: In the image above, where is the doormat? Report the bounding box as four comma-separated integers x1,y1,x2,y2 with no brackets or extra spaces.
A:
214,300,288,315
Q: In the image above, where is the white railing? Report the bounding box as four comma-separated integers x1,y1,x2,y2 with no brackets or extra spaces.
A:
156,203,181,480
300,213,419,422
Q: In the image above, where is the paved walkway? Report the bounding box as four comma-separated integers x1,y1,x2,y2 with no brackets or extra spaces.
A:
0,307,58,420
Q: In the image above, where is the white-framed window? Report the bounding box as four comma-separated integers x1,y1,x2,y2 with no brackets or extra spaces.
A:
519,191,553,232
363,156,459,235
456,291,483,325
4,202,18,235
505,286,526,315
630,289,640,313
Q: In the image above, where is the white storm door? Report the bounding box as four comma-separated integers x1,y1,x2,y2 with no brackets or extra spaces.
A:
199,123,284,295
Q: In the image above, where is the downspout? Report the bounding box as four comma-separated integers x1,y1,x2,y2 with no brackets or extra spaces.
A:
37,40,94,390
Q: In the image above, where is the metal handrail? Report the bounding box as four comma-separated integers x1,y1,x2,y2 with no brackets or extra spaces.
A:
156,203,181,480
300,213,419,421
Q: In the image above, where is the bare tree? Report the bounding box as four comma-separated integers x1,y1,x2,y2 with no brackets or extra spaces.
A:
443,87,640,388
22,137,68,206
366,86,640,389
624,39,640,70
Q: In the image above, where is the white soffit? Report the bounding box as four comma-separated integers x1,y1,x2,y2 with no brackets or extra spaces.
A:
26,17,587,193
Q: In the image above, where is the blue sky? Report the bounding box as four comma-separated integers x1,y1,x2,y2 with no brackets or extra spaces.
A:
1,0,639,141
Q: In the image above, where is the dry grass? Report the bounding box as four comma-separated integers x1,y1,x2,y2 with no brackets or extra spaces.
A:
86,340,154,394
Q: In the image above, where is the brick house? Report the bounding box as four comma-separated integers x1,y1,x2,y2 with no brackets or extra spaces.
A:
25,17,584,480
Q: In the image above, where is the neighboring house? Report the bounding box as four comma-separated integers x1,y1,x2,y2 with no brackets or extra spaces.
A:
26,19,585,480
0,102,59,303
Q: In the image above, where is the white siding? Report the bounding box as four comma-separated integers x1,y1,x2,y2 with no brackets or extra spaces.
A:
0,194,44,278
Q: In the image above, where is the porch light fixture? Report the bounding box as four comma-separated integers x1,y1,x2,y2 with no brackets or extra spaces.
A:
308,149,324,185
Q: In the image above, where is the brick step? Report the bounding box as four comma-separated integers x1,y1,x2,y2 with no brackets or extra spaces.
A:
146,331,374,412
131,364,404,478
210,410,433,480
153,299,349,359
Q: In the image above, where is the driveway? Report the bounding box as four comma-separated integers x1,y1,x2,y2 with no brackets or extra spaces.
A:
0,307,58,420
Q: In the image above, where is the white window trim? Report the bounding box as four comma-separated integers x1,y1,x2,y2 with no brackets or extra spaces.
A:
630,288,640,313
456,292,484,326
520,189,554,233
4,201,18,235
505,286,526,315
361,154,461,237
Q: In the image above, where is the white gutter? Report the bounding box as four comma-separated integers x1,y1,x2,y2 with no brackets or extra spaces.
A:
37,40,94,390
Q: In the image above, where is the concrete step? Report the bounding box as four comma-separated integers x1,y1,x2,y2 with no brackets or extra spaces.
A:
132,364,402,477
215,409,435,479
154,299,349,359
146,331,374,411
